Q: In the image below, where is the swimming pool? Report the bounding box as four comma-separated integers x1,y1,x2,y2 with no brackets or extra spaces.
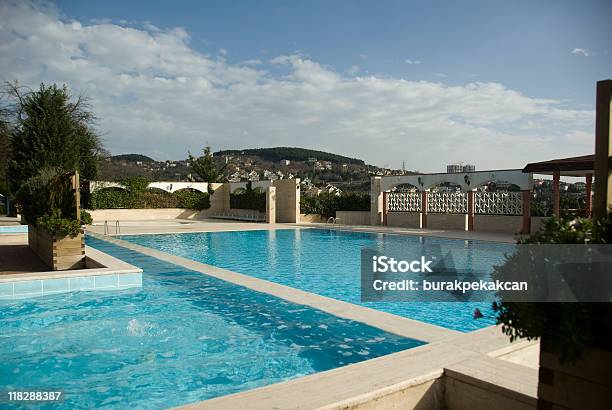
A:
120,228,515,332
0,238,422,408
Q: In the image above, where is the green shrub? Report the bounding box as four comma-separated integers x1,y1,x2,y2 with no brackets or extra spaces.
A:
16,168,76,225
90,188,132,209
230,189,266,212
174,190,210,210
300,192,370,218
37,214,81,237
492,216,612,363
89,187,210,210
80,210,93,225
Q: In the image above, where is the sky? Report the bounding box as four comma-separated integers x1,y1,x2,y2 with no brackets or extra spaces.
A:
1,0,611,172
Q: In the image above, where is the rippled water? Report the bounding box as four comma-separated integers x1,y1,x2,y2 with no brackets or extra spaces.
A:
121,228,515,332
0,238,422,409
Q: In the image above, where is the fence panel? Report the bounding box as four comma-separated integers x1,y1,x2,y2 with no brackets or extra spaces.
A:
475,191,523,215
427,192,468,214
388,192,421,212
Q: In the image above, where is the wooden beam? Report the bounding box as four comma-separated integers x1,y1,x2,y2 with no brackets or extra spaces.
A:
72,171,81,222
593,79,612,219
553,170,560,218
585,174,593,217
522,190,531,234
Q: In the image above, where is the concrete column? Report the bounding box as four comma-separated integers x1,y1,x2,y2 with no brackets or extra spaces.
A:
585,174,593,217
522,190,531,234
421,190,428,229
552,170,560,218
266,186,276,224
370,177,383,226
272,179,299,223
593,79,612,219
467,190,475,231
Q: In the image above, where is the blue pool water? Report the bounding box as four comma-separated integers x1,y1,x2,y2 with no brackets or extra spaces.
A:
121,228,515,332
0,238,422,409
0,225,28,234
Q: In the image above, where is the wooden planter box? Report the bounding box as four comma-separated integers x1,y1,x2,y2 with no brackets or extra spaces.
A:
28,224,85,271
538,340,612,409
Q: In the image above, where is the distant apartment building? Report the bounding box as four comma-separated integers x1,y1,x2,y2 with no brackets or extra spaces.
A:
446,163,475,173
280,159,291,166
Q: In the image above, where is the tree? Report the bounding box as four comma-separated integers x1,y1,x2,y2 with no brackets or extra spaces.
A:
0,126,9,195
0,95,12,195
187,146,219,182
4,82,102,192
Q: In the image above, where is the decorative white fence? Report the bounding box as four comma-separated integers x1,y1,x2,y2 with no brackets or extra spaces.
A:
388,192,421,212
475,191,523,215
427,192,468,214
387,191,524,215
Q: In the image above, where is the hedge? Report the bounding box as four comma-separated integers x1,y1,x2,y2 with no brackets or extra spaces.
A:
230,190,266,212
89,188,210,210
300,192,370,219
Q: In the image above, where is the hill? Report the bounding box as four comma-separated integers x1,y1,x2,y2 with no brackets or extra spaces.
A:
111,154,155,162
214,147,365,165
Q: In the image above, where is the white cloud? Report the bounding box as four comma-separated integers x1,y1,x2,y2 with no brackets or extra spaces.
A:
571,48,590,57
405,59,422,65
239,58,263,66
346,65,360,75
0,1,594,171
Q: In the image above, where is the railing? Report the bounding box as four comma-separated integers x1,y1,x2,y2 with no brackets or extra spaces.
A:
104,220,121,235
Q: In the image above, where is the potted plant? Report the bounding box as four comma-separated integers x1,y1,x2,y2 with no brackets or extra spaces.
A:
17,168,85,270
493,216,612,409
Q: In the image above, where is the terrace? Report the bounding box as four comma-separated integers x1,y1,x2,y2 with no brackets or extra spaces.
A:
0,79,610,409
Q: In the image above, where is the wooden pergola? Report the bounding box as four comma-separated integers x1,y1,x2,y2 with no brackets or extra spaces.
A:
522,154,594,218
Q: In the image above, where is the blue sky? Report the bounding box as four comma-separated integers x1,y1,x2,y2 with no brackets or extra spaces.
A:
1,1,611,170
54,0,612,104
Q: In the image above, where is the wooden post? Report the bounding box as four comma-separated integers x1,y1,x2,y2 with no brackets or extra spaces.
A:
421,190,428,229
552,170,560,218
593,79,612,219
382,191,388,226
585,174,593,217
522,190,531,234
467,190,475,231
72,171,81,222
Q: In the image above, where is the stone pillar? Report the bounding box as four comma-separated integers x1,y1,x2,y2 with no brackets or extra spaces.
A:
421,190,428,229
585,174,593,217
370,177,383,226
522,190,531,234
552,170,560,218
266,186,276,224
272,179,300,223
593,79,612,219
467,190,475,231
